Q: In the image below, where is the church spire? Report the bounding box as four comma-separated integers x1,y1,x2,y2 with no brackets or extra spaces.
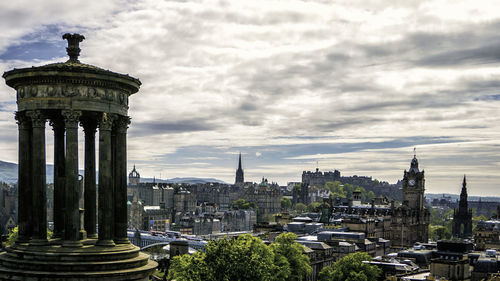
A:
238,152,242,170
460,175,468,203
235,152,244,184
453,174,472,238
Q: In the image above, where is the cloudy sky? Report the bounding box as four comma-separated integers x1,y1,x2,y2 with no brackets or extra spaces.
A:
1,0,500,195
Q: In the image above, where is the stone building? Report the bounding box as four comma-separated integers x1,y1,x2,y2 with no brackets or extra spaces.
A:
143,206,171,232
193,217,222,236
189,183,238,210
243,179,281,216
430,241,473,281
297,241,335,281
174,188,197,212
293,182,310,205
128,194,145,230
0,183,16,236
222,210,257,232
474,220,500,251
452,176,473,239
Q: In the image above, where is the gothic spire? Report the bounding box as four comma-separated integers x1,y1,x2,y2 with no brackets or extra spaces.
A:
238,152,242,170
458,174,469,211
235,152,244,184
461,175,468,198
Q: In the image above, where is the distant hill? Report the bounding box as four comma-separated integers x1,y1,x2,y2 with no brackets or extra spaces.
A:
426,193,500,202
0,160,225,185
0,160,55,183
0,160,17,183
141,177,226,185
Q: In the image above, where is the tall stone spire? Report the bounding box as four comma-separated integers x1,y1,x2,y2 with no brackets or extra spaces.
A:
452,174,472,238
235,152,244,184
459,175,468,210
238,153,242,170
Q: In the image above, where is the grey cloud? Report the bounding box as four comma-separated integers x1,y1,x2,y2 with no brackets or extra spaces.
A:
239,99,259,111
417,43,500,67
444,125,488,129
351,20,500,68
129,118,220,137
311,117,384,133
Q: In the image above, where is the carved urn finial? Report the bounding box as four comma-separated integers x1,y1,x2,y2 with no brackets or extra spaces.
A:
62,33,85,63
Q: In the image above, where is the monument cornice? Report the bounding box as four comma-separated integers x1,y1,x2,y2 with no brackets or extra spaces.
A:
3,65,140,94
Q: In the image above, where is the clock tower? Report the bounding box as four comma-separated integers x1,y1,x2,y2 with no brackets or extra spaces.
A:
391,149,430,248
402,150,425,211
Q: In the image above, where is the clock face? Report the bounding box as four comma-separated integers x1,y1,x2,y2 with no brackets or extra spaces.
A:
409,179,416,186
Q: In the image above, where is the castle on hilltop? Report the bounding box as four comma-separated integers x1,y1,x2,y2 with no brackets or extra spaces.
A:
302,169,341,187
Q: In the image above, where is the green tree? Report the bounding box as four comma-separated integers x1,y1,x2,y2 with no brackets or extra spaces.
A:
307,202,322,212
5,226,52,247
318,252,381,281
281,197,292,211
362,191,375,203
429,225,451,241
168,251,208,281
270,233,312,281
168,234,287,281
232,198,257,210
6,226,18,247
292,184,303,193
472,214,488,232
319,266,335,281
325,181,346,199
294,203,307,213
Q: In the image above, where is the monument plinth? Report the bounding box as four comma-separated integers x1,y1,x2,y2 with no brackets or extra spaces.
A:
0,33,157,280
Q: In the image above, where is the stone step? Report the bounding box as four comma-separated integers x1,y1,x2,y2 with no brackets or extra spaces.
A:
0,252,151,272
5,245,140,262
0,258,157,281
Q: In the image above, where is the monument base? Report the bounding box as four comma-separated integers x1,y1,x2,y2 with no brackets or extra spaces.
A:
0,239,157,280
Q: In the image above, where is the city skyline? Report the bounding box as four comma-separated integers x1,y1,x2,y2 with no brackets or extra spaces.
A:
1,0,500,195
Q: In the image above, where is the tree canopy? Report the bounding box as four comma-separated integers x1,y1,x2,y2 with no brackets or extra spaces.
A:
270,233,312,281
168,233,311,281
324,181,375,203
318,252,381,281
294,203,307,213
231,198,257,210
4,226,52,247
429,225,451,241
281,197,292,210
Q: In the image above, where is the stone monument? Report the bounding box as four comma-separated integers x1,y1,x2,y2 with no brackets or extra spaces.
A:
0,33,157,280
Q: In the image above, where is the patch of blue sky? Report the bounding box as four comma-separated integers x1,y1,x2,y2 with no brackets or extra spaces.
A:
0,101,16,112
151,136,464,168
474,94,500,101
0,25,67,61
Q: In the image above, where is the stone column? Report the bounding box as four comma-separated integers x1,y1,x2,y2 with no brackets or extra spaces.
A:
14,112,32,243
26,110,48,245
97,113,116,247
50,118,65,239
62,110,83,247
82,118,97,238
114,116,130,244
